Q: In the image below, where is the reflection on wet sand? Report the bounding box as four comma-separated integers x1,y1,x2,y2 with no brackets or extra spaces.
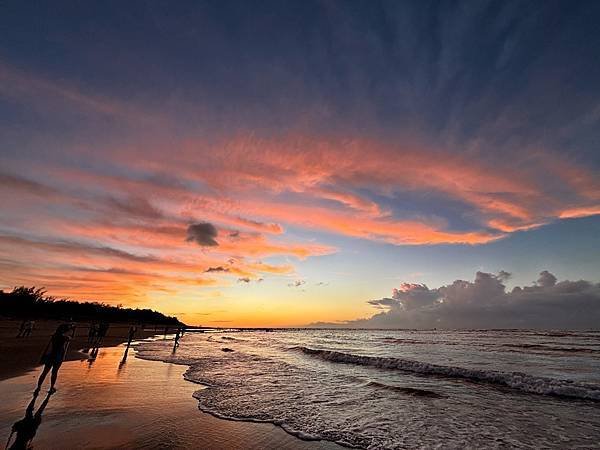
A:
0,342,339,449
5,332,136,449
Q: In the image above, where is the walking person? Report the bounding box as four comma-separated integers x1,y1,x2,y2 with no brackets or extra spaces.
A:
35,323,73,395
173,327,181,349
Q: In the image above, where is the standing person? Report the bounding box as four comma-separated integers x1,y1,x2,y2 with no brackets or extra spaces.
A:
16,320,28,338
127,325,137,343
88,322,97,344
99,322,109,341
23,320,34,337
93,322,109,348
35,324,73,395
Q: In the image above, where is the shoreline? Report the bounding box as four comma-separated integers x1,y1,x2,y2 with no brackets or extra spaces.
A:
134,345,348,448
146,359,348,449
0,322,341,449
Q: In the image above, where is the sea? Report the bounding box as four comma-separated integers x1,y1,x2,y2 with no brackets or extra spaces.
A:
136,329,600,449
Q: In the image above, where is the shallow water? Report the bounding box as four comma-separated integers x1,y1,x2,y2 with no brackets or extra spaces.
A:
137,329,600,449
0,344,337,449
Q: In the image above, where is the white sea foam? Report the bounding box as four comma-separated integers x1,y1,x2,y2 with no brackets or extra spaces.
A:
136,329,600,449
294,346,600,401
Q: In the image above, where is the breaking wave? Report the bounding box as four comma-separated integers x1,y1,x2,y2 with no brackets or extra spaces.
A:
294,346,600,401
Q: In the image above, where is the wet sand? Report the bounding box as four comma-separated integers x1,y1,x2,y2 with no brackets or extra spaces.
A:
0,340,341,449
0,319,166,381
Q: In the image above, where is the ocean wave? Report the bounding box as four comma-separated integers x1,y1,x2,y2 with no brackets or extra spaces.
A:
364,381,444,398
207,335,245,343
380,338,599,354
136,335,600,449
380,337,433,344
502,343,599,354
294,346,600,401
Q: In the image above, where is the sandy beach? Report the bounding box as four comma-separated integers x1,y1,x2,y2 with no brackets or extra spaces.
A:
0,322,341,449
0,319,168,381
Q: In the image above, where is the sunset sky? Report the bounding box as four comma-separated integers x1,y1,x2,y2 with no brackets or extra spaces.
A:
1,1,599,327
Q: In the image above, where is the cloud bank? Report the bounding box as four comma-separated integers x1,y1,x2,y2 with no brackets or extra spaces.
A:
315,271,600,329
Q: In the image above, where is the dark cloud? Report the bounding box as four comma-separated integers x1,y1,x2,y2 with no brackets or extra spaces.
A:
314,271,600,330
186,222,218,247
391,283,440,310
204,266,230,273
498,270,512,281
237,277,264,284
368,297,398,308
288,280,306,288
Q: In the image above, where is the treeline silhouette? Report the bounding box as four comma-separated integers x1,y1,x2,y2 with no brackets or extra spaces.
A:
0,286,182,325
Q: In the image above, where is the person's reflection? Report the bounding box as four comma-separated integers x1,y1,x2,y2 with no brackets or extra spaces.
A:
6,392,51,450
117,357,127,373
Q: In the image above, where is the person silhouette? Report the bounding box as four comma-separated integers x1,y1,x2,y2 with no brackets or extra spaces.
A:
6,392,51,450
174,327,181,348
16,320,29,338
23,321,34,338
35,324,73,395
88,322,98,344
93,322,109,348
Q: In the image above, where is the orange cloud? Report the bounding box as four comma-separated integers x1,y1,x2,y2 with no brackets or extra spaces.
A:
2,77,599,310
559,206,600,219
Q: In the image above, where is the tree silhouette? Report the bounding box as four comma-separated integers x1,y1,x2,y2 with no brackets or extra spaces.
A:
0,286,183,325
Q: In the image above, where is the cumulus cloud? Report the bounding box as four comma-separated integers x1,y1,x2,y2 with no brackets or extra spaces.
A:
537,270,557,287
316,271,600,329
186,222,218,246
